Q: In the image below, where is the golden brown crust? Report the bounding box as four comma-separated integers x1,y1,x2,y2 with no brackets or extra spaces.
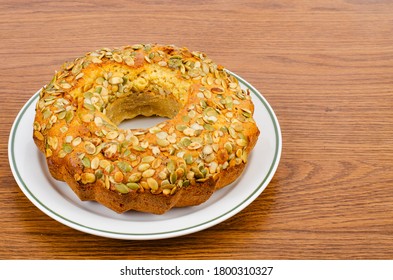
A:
33,44,259,214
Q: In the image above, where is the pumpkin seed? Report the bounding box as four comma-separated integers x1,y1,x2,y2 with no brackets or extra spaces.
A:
142,169,155,178
147,178,158,190
65,135,73,143
176,124,187,131
81,173,96,184
221,142,231,154
183,127,195,136
104,144,117,157
167,160,176,173
152,146,160,156
58,150,67,158
81,113,94,122
176,167,184,178
63,143,73,154
157,138,169,147
126,182,140,190
60,126,68,133
109,76,123,85
232,122,244,132
106,131,119,140
131,44,143,50
99,159,111,169
142,156,155,163
184,153,193,165
242,150,248,163
188,142,202,150
95,77,105,84
209,162,218,174
91,157,100,169
34,131,44,141
117,161,131,172
48,137,59,150
163,189,171,195
115,183,129,194
170,172,177,184
129,135,139,146
161,180,170,188
82,157,91,168
65,111,74,123
84,142,96,154
105,164,114,175
203,145,213,155
70,137,81,147
114,171,124,182
113,53,123,63
94,116,103,126
124,57,135,66
42,109,51,119
152,158,162,169
58,111,66,120
158,171,167,180
236,138,248,147
138,163,150,172
156,131,168,139
228,126,237,138
95,169,103,179
128,172,142,182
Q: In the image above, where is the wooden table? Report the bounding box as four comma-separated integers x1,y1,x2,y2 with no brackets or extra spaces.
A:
1,0,392,260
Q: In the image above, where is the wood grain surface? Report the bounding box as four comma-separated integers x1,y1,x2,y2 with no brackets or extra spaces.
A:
1,0,393,259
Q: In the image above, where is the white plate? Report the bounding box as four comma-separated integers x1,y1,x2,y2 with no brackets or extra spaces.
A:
8,71,282,240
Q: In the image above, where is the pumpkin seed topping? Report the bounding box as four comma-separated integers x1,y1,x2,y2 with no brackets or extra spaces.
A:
129,172,142,182
115,183,129,194
203,145,213,155
34,44,257,204
63,143,73,154
91,157,100,169
142,156,155,163
84,142,96,154
81,173,96,184
138,163,150,172
147,178,158,190
126,182,140,190
82,157,91,168
142,169,155,178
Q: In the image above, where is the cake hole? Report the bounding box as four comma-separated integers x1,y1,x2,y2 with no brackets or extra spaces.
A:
118,115,170,130
105,93,182,128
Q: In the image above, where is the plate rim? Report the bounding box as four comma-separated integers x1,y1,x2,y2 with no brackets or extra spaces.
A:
8,71,282,239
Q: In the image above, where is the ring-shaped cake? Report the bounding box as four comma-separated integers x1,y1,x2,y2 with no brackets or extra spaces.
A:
33,44,260,214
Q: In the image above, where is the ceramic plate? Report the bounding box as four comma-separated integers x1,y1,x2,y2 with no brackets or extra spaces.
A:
8,71,282,240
